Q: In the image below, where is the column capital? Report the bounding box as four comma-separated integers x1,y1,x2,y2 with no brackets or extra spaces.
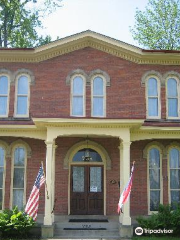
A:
118,141,132,150
45,140,55,146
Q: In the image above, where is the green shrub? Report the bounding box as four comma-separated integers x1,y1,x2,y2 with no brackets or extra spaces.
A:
0,206,35,238
136,204,180,236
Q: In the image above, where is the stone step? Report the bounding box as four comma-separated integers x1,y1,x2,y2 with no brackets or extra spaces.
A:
55,221,119,230
54,229,120,239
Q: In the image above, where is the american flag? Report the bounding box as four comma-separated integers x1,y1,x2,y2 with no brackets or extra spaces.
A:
25,166,45,220
117,162,135,214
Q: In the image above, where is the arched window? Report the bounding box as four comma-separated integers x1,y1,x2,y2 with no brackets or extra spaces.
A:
169,148,180,209
92,76,105,117
15,75,30,117
167,78,178,118
71,76,85,116
0,147,5,210
0,75,9,117
73,148,102,162
11,146,26,210
147,77,160,118
148,148,162,212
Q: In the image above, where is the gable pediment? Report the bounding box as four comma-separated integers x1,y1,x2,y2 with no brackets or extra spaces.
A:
1,30,180,65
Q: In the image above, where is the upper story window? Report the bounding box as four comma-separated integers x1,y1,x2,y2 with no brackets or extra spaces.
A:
0,147,5,210
168,147,180,209
15,75,30,117
71,76,85,117
166,78,179,118
146,77,160,118
92,76,106,117
0,75,9,117
11,146,26,210
148,147,162,213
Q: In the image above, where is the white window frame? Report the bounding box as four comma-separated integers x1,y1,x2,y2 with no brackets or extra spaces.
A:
147,146,163,215
166,77,180,119
91,75,106,117
0,74,10,118
145,76,161,119
10,144,27,209
0,146,6,211
168,146,180,207
70,74,86,117
14,74,30,118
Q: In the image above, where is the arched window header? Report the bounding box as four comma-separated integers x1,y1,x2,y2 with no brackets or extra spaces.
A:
66,69,110,86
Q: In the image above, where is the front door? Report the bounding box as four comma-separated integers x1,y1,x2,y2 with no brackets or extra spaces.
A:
70,165,103,215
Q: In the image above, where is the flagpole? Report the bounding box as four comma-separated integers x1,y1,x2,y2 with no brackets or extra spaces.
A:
41,161,49,199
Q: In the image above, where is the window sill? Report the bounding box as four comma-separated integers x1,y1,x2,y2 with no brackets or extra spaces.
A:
0,117,31,121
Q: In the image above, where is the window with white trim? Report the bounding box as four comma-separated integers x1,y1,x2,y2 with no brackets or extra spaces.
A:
148,147,162,212
146,77,160,118
15,75,30,117
0,147,5,210
0,75,9,117
169,148,180,209
71,76,85,116
12,147,26,210
167,78,179,118
92,76,105,117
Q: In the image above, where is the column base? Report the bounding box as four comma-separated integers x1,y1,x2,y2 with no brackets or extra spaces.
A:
41,224,54,238
119,223,133,238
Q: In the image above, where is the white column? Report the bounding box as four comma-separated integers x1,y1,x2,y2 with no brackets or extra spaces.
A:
119,139,131,225
51,144,57,222
44,140,54,225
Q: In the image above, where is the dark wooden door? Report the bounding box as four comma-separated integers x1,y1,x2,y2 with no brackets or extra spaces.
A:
70,165,103,215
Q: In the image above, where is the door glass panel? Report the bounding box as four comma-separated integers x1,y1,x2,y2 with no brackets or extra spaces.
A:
90,167,102,192
72,166,84,192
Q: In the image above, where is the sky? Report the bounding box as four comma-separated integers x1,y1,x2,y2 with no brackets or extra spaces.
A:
40,0,149,47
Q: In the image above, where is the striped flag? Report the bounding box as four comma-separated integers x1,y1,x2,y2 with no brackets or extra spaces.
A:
117,162,135,214
25,166,45,220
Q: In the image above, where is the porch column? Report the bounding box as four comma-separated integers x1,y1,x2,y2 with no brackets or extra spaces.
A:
44,140,54,225
52,143,57,222
119,139,131,225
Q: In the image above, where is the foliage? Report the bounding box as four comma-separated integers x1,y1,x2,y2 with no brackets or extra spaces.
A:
0,206,35,238
130,0,180,50
0,0,62,48
136,204,180,236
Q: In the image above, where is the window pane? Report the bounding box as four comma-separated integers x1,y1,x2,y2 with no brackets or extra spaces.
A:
13,168,24,188
148,98,158,116
171,191,180,209
148,78,158,96
73,166,84,192
93,97,103,116
72,96,83,116
14,148,25,166
0,96,7,115
170,170,180,189
0,76,8,94
150,190,160,211
149,169,160,189
73,76,83,95
13,189,24,210
149,148,160,168
168,99,178,117
73,149,102,162
17,96,28,115
170,149,180,168
17,76,28,94
0,189,2,209
0,168,4,188
167,78,177,97
93,77,103,95
0,147,4,166
90,167,102,192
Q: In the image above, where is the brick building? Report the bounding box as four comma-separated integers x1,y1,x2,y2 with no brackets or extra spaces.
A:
0,31,180,238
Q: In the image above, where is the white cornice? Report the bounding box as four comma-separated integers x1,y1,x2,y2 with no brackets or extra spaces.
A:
1,30,180,65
